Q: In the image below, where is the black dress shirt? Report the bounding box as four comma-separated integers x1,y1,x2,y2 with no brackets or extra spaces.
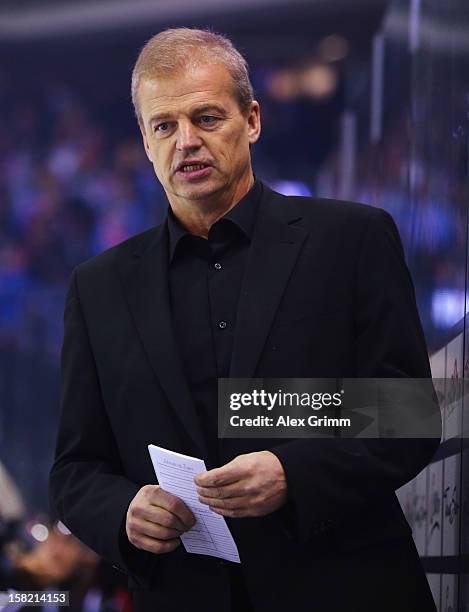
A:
167,180,262,467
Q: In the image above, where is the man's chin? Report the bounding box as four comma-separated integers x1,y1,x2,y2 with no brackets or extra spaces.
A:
173,180,224,202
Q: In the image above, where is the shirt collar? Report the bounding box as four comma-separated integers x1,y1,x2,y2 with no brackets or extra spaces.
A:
167,178,262,263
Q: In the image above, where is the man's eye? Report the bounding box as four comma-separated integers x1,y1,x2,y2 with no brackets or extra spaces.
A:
199,115,218,125
155,122,170,133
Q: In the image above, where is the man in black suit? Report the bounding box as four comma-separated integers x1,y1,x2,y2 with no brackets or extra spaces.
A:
50,28,440,611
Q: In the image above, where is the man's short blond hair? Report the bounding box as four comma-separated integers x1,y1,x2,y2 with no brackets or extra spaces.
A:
131,28,254,124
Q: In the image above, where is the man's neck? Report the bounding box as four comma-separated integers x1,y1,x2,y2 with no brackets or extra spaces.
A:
168,172,255,238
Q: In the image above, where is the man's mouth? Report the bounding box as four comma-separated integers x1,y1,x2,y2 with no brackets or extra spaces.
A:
179,163,209,173
176,160,212,172
175,161,213,180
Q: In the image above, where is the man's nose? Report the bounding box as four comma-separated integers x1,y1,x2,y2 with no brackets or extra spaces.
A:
175,121,202,151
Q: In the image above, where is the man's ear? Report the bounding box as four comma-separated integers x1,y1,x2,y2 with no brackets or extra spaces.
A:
139,121,152,162
247,101,261,145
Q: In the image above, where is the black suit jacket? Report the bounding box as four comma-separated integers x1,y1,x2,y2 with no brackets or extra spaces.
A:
49,183,440,612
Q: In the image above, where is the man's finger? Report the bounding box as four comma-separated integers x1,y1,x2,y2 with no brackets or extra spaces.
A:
195,460,244,488
138,505,187,532
198,494,246,510
196,481,247,500
149,487,196,529
209,506,252,518
135,533,181,555
135,517,183,540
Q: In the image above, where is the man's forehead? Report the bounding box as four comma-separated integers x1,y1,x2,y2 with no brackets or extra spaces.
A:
139,63,234,104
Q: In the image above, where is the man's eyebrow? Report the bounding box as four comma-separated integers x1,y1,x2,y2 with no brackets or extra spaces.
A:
191,104,227,115
149,104,227,125
149,112,173,125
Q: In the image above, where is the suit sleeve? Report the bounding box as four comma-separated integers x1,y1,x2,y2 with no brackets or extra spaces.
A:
49,268,154,582
270,207,441,544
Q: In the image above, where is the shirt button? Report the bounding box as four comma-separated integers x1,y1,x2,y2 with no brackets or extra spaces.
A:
214,262,222,270
218,321,227,329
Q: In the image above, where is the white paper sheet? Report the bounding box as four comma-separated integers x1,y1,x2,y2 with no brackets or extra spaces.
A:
148,444,241,563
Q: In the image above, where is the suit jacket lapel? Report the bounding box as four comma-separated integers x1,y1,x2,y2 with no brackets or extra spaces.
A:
229,187,309,379
118,224,209,459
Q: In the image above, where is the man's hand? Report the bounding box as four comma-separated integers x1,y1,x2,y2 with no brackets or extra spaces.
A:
126,485,196,554
195,451,288,518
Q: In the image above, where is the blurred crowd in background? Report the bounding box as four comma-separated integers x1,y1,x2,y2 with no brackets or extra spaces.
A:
0,86,168,361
